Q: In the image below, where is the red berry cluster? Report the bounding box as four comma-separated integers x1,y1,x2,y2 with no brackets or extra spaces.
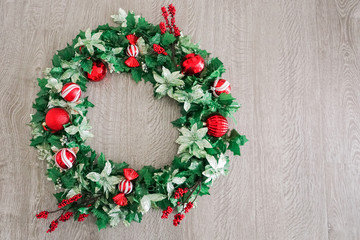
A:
184,202,194,213
174,188,188,199
160,4,180,36
159,22,166,34
173,213,185,226
161,206,173,219
153,44,168,55
46,220,59,233
36,211,49,219
78,213,89,222
59,211,73,222
58,194,82,208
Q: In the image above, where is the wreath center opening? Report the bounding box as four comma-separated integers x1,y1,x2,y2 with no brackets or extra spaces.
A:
85,74,181,169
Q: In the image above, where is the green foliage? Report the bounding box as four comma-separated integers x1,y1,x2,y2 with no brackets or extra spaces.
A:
29,7,247,231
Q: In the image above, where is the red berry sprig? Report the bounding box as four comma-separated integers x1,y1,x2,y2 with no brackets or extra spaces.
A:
161,206,173,219
78,213,90,222
160,4,180,36
173,213,185,226
153,44,168,55
36,211,49,219
184,202,194,213
58,194,82,208
59,211,73,222
174,188,188,199
46,220,59,233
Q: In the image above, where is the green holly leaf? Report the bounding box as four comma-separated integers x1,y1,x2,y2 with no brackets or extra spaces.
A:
228,129,248,156
81,59,93,73
138,166,156,186
218,93,236,105
47,135,62,149
30,136,45,146
161,32,176,47
125,11,136,30
149,33,161,45
131,68,142,83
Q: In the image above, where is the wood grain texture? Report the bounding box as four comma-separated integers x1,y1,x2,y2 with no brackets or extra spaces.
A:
0,0,359,239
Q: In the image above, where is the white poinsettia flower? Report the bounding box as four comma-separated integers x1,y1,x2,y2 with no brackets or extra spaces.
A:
86,161,122,198
111,8,128,26
202,154,229,185
111,8,140,27
45,77,63,92
173,85,205,111
153,67,184,98
74,28,105,55
176,123,212,158
64,117,94,141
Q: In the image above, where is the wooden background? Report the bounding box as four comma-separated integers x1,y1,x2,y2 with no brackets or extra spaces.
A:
1,0,360,239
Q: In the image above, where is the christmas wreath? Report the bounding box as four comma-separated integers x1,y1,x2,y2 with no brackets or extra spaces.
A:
30,5,247,232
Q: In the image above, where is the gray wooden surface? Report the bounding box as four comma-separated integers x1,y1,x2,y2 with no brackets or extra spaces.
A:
1,0,360,239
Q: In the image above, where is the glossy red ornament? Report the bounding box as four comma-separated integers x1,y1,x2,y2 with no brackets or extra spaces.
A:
61,83,81,102
86,61,107,82
211,79,231,97
206,115,229,137
54,148,76,170
44,108,70,132
181,53,205,75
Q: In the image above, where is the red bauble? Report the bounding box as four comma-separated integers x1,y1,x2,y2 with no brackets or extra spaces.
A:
211,79,231,97
45,108,70,132
86,61,107,82
54,148,76,170
61,83,81,102
181,53,205,75
206,115,229,137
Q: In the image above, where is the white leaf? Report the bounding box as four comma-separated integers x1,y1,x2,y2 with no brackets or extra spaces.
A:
112,47,123,54
172,177,186,185
103,161,112,176
86,172,101,182
167,182,174,198
91,32,102,41
140,196,151,213
206,155,218,170
184,101,191,111
85,28,92,39
65,125,79,135
94,43,105,52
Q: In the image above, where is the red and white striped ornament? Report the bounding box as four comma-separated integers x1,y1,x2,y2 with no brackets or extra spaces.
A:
61,83,81,102
54,148,76,170
211,79,231,97
118,180,133,194
126,44,139,57
113,168,139,206
206,115,229,137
